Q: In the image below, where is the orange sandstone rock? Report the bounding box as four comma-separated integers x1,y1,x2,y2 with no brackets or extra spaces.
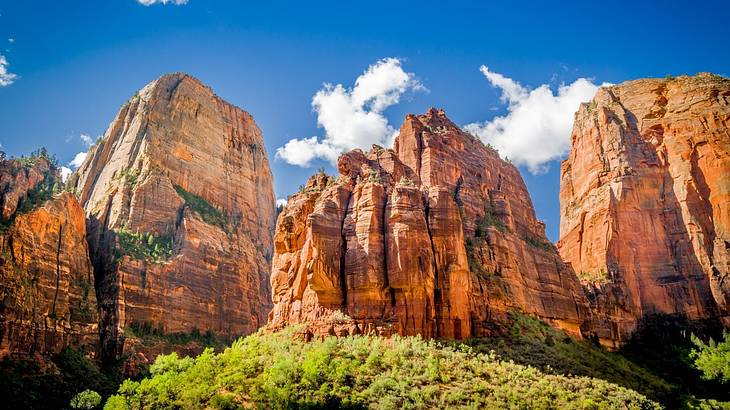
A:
0,158,97,355
269,109,589,339
558,73,730,346
70,73,275,360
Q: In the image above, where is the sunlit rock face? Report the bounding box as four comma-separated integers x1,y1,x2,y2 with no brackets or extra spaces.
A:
269,108,589,339
0,157,98,356
70,73,275,360
558,73,730,346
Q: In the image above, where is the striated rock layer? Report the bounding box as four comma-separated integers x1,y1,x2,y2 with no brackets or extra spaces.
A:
269,109,588,339
558,73,730,346
0,157,98,355
70,73,275,361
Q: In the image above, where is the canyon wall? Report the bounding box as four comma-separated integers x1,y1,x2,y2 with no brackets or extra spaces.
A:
70,73,275,360
269,109,589,339
0,156,98,355
558,73,730,345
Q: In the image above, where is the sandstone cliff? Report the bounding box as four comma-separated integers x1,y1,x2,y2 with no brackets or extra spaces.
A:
269,109,588,339
0,156,97,355
558,73,730,346
70,73,275,360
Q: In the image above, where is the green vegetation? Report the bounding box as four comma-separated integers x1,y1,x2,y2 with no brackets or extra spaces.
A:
397,176,415,187
173,185,227,231
475,205,509,235
522,233,555,251
125,322,231,352
104,327,657,409
463,313,730,407
71,389,102,409
0,150,63,233
0,348,118,410
116,229,174,263
114,168,140,188
366,169,384,184
691,332,730,383
15,147,59,170
462,313,673,402
577,269,611,286
587,100,598,112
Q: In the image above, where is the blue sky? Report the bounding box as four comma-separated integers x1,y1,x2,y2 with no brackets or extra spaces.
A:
1,1,729,241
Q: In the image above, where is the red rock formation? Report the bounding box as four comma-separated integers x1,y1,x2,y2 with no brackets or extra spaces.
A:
0,157,97,355
70,73,275,360
269,109,588,339
558,73,730,346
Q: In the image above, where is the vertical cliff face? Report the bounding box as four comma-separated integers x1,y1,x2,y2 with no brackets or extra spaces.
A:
269,109,588,339
70,73,275,359
0,157,97,355
558,73,730,345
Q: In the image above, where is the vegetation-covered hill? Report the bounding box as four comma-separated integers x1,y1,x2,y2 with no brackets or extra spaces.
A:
103,326,660,409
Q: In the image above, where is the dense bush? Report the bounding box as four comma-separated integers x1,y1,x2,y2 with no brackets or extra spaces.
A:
104,328,658,409
70,389,102,409
691,332,730,383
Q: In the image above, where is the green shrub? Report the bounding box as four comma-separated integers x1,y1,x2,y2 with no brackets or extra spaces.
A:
691,332,730,383
173,185,227,231
116,229,174,263
70,389,102,409
104,328,659,409
397,176,415,187
475,205,508,235
114,168,140,187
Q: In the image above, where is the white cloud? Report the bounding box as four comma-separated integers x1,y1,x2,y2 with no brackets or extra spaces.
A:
276,57,423,167
79,134,94,147
464,65,608,174
60,151,88,182
69,152,87,169
136,0,189,5
60,167,73,182
0,54,17,86
276,198,288,207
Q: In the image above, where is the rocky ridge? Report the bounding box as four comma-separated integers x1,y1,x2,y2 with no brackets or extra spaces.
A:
558,73,730,345
269,108,589,339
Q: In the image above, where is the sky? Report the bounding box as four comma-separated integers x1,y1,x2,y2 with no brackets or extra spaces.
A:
1,1,729,241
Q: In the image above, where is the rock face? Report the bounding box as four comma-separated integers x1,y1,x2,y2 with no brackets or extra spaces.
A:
558,73,730,346
70,73,275,360
0,157,97,355
269,109,588,339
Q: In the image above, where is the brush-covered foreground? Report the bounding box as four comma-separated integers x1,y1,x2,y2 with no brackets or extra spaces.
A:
104,327,659,410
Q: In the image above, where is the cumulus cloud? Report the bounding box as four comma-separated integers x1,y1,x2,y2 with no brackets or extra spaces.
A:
60,167,73,182
136,0,189,5
69,152,87,169
464,65,607,174
276,198,288,207
60,151,88,182
276,57,424,167
0,54,17,86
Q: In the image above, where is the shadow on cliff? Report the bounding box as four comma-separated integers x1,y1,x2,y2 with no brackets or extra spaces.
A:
85,214,122,368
